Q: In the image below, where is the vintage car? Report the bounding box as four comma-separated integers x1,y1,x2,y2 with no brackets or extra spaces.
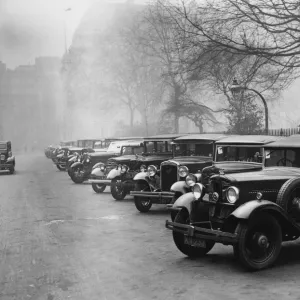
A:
88,140,145,195
0,141,15,174
167,134,283,220
70,138,144,184
130,133,229,212
53,146,94,171
89,134,184,199
165,134,300,271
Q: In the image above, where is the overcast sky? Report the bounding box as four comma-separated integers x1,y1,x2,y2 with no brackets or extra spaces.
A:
0,0,100,67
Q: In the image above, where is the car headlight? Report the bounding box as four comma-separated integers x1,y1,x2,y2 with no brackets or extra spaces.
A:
140,165,147,172
192,183,204,200
86,158,90,163
226,186,239,204
186,174,197,187
117,164,122,170
100,164,106,171
121,164,129,174
178,166,189,178
147,165,157,177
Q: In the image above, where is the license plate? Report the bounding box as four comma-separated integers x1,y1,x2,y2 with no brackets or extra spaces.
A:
184,236,206,248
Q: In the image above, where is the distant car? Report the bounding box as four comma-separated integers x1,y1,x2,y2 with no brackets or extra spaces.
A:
0,141,15,174
89,134,184,200
166,134,300,271
70,138,144,184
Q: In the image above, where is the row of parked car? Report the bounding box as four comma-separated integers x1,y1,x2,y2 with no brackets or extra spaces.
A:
45,133,300,271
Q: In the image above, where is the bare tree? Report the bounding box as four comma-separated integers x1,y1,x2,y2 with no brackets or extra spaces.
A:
171,0,300,74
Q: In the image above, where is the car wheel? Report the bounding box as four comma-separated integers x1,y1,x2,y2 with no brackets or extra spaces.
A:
92,183,106,193
276,177,300,223
71,167,85,184
111,177,126,200
235,213,282,271
172,209,215,257
134,182,152,212
56,164,65,171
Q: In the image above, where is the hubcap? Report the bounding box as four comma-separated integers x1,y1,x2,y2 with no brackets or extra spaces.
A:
257,234,269,248
292,197,300,212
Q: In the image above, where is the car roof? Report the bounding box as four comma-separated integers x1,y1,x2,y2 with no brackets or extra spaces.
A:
174,133,229,143
215,135,283,145
144,133,190,141
264,134,300,148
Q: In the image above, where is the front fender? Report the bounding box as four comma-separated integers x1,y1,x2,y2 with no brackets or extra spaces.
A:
91,167,106,177
171,181,189,194
6,156,15,163
107,168,122,179
172,192,195,215
68,156,77,163
230,200,283,219
133,172,148,181
71,162,84,170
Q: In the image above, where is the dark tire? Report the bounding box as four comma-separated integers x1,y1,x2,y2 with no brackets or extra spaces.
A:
172,209,215,257
56,164,65,171
170,192,182,221
134,181,152,213
71,167,85,184
276,177,300,222
9,166,15,174
111,177,126,200
92,183,106,193
235,213,282,271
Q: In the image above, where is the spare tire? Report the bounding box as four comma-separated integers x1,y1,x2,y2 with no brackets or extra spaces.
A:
276,177,300,222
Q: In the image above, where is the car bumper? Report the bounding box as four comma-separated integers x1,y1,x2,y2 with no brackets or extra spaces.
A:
165,220,238,245
130,191,175,204
0,163,13,169
88,179,112,185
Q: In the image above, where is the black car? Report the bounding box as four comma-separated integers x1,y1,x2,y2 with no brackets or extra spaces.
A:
70,138,144,184
0,141,15,174
89,134,185,200
166,134,300,270
130,133,228,212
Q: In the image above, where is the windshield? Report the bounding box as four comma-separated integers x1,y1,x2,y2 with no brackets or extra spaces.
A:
174,143,213,157
84,140,94,148
216,146,263,163
265,148,300,167
93,141,104,149
144,141,172,153
107,142,122,153
121,146,144,155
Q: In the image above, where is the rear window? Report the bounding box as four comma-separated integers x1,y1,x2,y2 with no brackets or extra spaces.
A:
216,146,262,163
265,148,300,167
174,143,213,157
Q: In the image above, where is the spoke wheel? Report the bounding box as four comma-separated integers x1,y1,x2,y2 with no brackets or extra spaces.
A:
111,177,126,200
92,183,106,193
71,167,85,184
236,214,282,270
134,181,152,212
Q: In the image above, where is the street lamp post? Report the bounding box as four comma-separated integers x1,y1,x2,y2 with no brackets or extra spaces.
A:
230,79,269,135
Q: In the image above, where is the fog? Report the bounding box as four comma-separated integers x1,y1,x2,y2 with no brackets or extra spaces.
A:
0,0,299,152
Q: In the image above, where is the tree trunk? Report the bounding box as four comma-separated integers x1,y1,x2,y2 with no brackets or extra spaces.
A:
129,106,134,129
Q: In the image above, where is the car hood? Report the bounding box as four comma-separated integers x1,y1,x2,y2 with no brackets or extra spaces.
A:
216,167,300,183
109,155,138,163
90,151,118,158
134,155,173,162
168,156,212,165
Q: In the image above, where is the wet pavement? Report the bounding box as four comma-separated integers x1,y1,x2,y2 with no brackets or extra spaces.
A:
0,153,300,300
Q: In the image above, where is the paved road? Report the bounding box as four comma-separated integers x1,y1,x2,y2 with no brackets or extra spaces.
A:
0,153,300,300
